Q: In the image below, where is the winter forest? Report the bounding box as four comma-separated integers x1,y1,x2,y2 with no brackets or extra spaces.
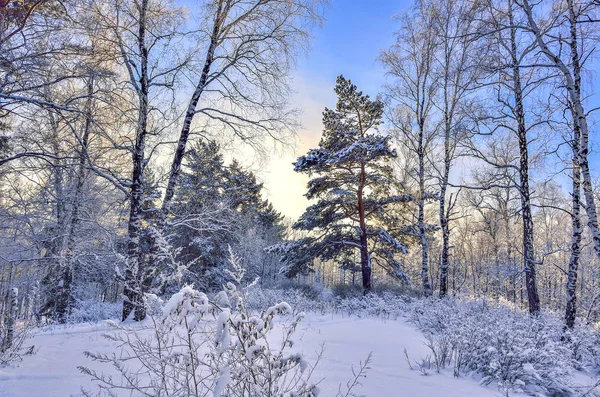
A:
2,0,600,395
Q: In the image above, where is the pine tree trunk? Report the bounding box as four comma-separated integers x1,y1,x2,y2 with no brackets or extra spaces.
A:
358,164,371,293
123,0,150,322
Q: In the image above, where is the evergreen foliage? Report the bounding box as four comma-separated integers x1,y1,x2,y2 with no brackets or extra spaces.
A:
271,76,413,291
168,140,285,291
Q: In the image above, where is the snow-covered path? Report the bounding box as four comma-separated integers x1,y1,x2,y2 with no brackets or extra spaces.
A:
0,314,502,397
296,314,500,396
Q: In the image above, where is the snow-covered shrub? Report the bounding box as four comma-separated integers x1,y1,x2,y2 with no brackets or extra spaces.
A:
245,285,333,315
334,291,410,320
331,283,364,299
244,284,413,321
408,298,582,396
79,253,321,396
68,299,122,324
561,322,600,371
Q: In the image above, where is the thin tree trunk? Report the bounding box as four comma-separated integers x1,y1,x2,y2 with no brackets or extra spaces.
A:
439,105,451,297
123,0,150,322
521,0,600,268
566,123,582,328
56,76,95,323
418,128,431,293
46,110,69,322
159,1,226,226
507,1,540,314
1,287,17,352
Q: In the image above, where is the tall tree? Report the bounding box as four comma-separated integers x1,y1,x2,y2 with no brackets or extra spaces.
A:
272,76,412,292
168,140,284,291
429,0,484,297
82,0,187,321
515,0,598,323
382,7,439,294
158,0,324,225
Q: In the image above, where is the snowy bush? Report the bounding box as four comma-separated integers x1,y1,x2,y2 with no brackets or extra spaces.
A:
244,284,411,320
407,298,594,396
79,253,321,397
562,322,600,371
68,299,122,324
333,291,410,320
245,286,332,315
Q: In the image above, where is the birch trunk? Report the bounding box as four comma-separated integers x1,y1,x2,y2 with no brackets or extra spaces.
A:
566,120,582,328
521,0,600,268
508,1,540,314
123,0,150,322
418,131,431,293
438,89,451,298
159,0,225,225
1,287,17,352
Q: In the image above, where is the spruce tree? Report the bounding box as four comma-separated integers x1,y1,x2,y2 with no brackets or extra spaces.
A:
168,140,285,290
273,76,412,292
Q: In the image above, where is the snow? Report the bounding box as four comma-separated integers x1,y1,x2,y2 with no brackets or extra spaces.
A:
213,367,230,397
0,314,506,397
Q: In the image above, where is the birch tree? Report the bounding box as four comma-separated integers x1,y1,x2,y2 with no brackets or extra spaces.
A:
82,0,188,321
513,0,599,323
158,0,325,225
429,0,485,297
382,6,439,293
459,0,545,313
565,106,583,328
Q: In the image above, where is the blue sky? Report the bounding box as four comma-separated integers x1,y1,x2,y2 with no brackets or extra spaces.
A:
295,0,405,102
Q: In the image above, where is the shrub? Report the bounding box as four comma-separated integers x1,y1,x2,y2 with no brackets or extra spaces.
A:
408,298,585,396
69,299,122,324
79,253,321,397
331,283,363,299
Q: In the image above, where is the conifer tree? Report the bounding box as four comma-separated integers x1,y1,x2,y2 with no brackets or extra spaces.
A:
273,76,412,292
168,140,285,290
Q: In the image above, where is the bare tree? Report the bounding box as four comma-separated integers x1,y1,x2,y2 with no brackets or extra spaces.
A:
517,0,600,269
459,0,544,313
429,0,485,297
81,0,188,321
158,0,324,225
565,114,583,328
512,0,599,323
382,5,440,294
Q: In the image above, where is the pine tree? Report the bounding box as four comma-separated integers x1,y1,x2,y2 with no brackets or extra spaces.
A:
273,76,412,292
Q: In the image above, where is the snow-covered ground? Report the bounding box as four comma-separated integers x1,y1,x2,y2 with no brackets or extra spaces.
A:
0,313,504,397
